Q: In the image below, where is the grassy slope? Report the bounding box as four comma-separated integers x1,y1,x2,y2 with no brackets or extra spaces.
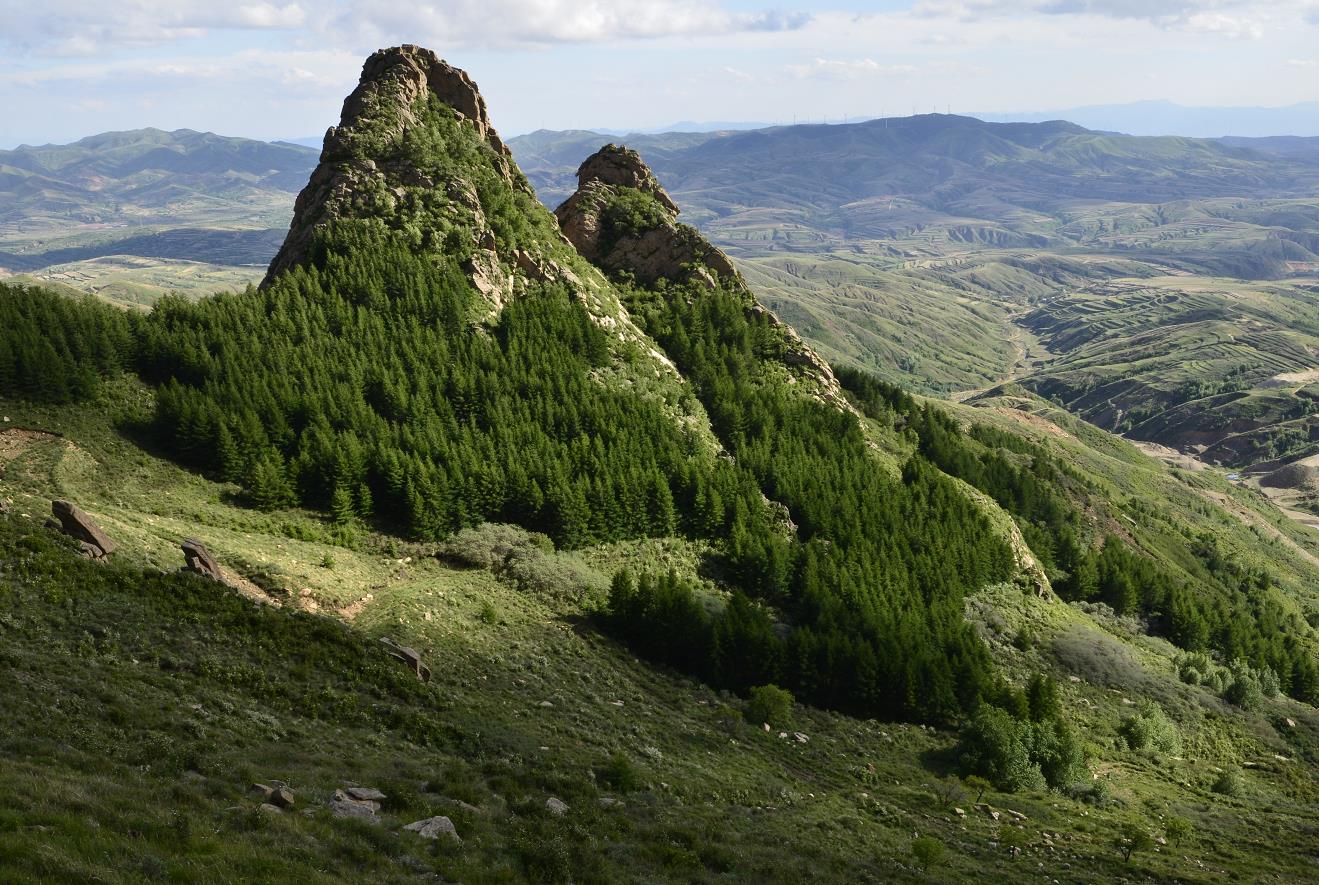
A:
3,377,1318,882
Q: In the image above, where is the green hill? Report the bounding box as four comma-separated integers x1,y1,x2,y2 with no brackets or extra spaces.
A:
3,48,1319,882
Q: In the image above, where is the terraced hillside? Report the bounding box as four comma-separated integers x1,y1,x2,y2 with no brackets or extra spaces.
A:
0,130,317,306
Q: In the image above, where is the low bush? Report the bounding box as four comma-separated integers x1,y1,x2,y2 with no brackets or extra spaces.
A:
1118,701,1182,754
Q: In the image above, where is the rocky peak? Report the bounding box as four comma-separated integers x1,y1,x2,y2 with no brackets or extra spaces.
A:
556,145,853,413
555,145,735,286
574,144,680,215
263,46,523,287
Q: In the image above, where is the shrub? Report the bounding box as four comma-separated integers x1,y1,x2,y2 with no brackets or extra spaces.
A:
998,826,1028,853
1115,821,1154,862
1032,717,1089,788
964,774,992,803
599,188,671,252
442,523,607,601
478,600,499,625
598,752,643,793
1064,780,1112,807
911,835,946,869
1211,767,1244,797
441,523,553,569
959,705,1045,793
1223,669,1264,711
745,684,794,728
1165,815,1192,846
929,777,966,810
1118,701,1182,754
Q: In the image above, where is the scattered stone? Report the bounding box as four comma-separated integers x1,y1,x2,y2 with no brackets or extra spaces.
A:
270,787,295,809
793,732,809,743
610,699,624,707
1284,717,1296,728
1006,809,1029,822
1068,675,1082,683
538,700,554,708
545,797,569,816
344,786,387,803
51,500,115,558
762,723,771,732
599,797,623,809
974,803,1001,821
954,807,966,817
380,637,431,682
403,816,460,841
778,731,788,740
259,803,284,814
250,783,275,800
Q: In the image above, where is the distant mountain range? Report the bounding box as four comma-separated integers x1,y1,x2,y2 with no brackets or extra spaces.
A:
509,115,1319,276
973,100,1319,139
6,119,1318,280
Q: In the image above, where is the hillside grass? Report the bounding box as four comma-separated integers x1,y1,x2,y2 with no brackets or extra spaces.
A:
3,379,1319,882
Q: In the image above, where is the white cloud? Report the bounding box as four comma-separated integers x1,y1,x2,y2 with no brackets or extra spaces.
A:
786,58,920,81
1286,57,1317,66
913,0,1317,36
0,0,808,56
315,1,808,50
0,2,308,54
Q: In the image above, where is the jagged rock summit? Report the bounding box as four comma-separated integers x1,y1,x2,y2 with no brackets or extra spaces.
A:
264,45,524,287
556,144,849,409
555,144,737,286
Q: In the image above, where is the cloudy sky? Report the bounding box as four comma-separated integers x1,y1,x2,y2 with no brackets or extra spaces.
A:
1,0,1316,147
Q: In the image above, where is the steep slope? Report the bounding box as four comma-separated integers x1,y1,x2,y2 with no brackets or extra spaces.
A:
134,48,1032,725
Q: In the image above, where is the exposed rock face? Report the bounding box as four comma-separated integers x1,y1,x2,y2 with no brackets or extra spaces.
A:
51,500,115,558
555,145,850,410
264,45,525,287
574,145,679,214
554,144,734,285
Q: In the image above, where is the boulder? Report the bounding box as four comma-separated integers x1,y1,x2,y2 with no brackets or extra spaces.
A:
51,500,115,557
329,789,380,821
344,786,387,803
545,797,569,816
181,539,225,582
380,637,431,682
403,815,460,841
270,786,295,809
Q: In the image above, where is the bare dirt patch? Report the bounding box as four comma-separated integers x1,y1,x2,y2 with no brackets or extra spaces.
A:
0,428,65,465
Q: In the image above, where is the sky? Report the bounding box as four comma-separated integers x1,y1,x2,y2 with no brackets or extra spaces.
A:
0,0,1317,148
